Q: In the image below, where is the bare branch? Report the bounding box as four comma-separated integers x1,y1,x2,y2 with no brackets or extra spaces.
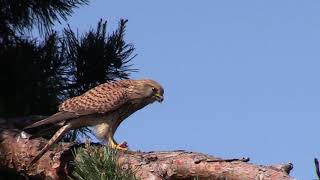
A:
0,126,295,180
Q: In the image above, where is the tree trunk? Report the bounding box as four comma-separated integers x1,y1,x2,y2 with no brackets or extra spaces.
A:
0,118,294,180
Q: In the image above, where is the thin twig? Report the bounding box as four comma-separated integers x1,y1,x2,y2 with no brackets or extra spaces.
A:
194,157,250,164
315,158,320,180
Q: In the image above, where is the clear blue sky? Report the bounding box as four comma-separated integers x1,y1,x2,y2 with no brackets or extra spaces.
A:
57,1,320,179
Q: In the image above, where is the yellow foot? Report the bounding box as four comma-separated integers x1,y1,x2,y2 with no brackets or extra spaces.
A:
110,141,128,151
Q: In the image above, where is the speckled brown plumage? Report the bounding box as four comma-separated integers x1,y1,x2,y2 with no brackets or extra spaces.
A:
24,79,164,165
59,80,133,114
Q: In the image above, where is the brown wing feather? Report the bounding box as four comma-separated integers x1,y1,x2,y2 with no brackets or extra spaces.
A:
59,80,131,115
24,80,132,130
24,111,77,129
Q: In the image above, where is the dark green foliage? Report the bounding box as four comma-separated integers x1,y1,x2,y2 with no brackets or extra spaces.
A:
0,0,89,35
63,126,93,142
0,1,137,144
0,1,140,178
0,33,64,116
62,19,136,97
71,145,138,180
0,1,142,179
0,0,89,117
0,6,136,118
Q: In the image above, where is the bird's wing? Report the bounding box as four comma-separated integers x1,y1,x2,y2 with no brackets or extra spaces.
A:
24,81,132,130
24,111,77,129
59,82,130,115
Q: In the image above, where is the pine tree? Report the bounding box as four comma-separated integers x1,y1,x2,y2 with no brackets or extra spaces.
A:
0,0,139,179
0,1,136,118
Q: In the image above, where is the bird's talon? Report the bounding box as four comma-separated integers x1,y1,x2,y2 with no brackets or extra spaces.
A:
116,145,128,151
109,141,128,151
119,141,128,148
110,142,128,151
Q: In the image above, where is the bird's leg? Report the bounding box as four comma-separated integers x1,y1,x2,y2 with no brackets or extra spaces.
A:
108,135,118,148
107,128,128,151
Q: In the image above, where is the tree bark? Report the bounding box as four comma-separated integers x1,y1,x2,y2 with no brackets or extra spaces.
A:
0,119,294,180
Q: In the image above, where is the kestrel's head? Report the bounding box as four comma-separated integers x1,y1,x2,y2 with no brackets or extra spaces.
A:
128,79,164,103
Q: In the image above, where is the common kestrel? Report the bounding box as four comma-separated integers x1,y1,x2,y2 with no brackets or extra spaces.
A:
24,79,164,164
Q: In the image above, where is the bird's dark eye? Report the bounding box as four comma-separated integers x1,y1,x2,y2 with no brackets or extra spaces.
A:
152,88,157,92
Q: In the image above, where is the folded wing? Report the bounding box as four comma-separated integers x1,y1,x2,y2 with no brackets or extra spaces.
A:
24,81,131,129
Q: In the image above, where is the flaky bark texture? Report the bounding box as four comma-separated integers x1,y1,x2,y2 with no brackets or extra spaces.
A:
0,118,294,180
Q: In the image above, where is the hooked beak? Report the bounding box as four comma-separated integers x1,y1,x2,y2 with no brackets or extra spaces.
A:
154,93,164,102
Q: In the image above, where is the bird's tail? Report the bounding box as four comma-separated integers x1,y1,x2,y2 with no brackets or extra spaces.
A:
28,124,63,139
24,111,77,130
29,124,71,165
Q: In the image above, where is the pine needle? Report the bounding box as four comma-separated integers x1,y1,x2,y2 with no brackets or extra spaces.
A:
70,145,138,180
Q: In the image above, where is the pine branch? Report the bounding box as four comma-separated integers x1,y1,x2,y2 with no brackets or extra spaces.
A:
0,0,89,35
0,124,295,180
62,19,137,97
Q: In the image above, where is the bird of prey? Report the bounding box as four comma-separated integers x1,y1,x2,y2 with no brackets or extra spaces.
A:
24,79,164,165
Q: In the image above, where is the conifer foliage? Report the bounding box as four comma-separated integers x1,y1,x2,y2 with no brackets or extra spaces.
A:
0,1,136,118
71,145,138,180
0,1,139,179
